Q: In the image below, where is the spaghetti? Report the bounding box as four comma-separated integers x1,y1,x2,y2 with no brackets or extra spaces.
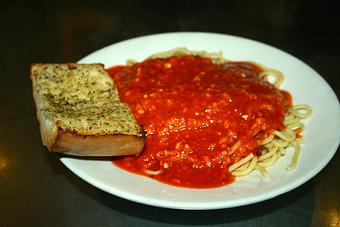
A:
108,48,312,188
231,104,312,177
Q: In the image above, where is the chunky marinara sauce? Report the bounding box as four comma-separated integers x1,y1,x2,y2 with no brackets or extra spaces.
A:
107,55,291,188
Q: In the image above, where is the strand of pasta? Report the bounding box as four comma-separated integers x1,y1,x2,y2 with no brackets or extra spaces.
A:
144,169,163,175
147,47,226,64
228,153,254,172
232,156,258,177
259,69,284,88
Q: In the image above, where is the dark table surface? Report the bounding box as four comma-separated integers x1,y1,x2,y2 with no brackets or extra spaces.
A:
1,0,339,226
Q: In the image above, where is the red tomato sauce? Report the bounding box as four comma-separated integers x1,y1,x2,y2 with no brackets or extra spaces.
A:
107,55,291,188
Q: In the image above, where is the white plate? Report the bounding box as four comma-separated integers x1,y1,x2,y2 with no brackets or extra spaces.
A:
61,32,340,210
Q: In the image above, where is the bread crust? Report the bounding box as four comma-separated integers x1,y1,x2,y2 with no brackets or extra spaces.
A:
52,130,145,156
31,64,59,149
30,63,146,156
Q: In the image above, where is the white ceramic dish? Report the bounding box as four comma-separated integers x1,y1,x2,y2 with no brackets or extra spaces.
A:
60,32,340,210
